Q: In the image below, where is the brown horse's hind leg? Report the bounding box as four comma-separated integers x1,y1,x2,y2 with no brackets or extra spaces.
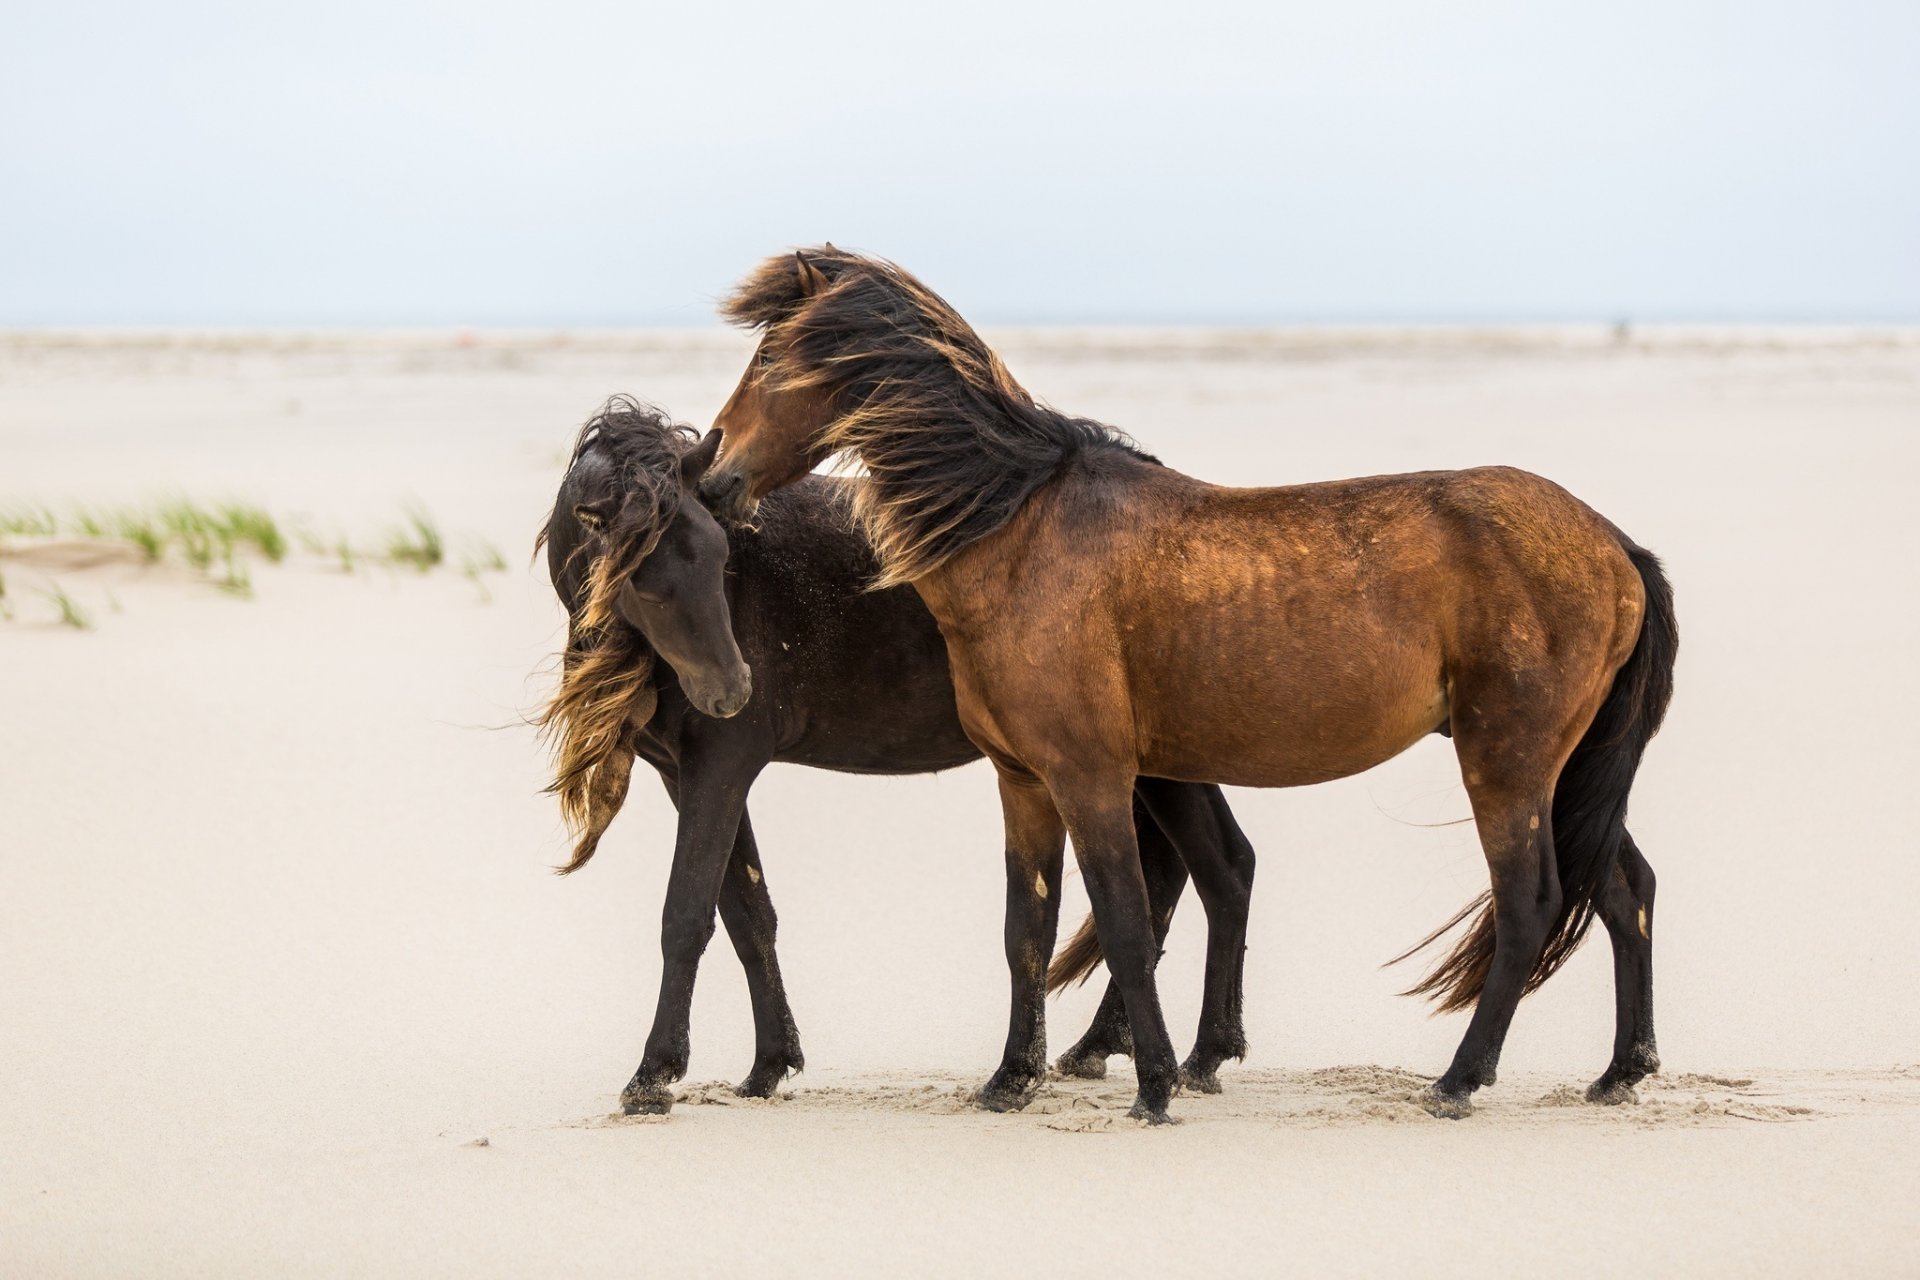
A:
1054,790,1184,1079
716,812,805,1099
1427,780,1564,1118
976,771,1067,1113
1588,832,1658,1103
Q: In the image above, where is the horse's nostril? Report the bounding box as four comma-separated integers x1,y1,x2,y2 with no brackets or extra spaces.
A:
700,469,742,505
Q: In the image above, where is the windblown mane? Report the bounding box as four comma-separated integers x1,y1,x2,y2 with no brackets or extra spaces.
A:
534,396,697,872
723,246,1153,587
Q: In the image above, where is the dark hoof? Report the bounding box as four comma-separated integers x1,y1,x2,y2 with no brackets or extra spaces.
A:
1179,1065,1223,1095
737,1047,802,1099
975,1069,1040,1113
621,1084,674,1116
1053,1050,1109,1081
1422,1084,1475,1120
1127,1097,1178,1125
1585,1077,1639,1106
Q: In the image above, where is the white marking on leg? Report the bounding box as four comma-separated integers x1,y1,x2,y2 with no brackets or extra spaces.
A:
746,865,761,884
1034,870,1048,899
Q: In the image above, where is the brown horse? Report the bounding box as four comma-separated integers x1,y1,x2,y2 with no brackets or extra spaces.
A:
701,247,1676,1122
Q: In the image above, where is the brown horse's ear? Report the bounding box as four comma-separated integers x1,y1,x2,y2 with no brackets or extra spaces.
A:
573,500,612,531
680,429,724,484
794,251,828,297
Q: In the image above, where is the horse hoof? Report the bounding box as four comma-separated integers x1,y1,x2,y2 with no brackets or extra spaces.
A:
1585,1074,1642,1106
1053,1052,1109,1081
736,1073,779,1099
621,1086,674,1116
975,1070,1039,1113
1422,1084,1474,1120
737,1053,800,1099
1127,1097,1178,1125
1179,1066,1223,1095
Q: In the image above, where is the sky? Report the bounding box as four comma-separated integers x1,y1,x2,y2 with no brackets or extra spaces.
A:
3,0,1916,326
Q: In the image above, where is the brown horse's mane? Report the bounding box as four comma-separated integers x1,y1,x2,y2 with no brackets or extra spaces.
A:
723,246,1155,587
534,396,697,872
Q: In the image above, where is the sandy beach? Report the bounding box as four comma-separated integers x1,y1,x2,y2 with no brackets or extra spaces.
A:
4,327,1919,1276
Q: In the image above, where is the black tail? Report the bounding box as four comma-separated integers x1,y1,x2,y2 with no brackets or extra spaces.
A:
1398,541,1677,1013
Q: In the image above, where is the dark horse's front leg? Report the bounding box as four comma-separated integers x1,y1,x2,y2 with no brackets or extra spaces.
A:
718,812,805,1098
621,747,762,1115
1056,782,1256,1093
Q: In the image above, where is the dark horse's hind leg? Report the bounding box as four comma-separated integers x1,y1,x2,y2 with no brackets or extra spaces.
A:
717,812,805,1098
1055,783,1256,1092
1141,780,1255,1093
1587,832,1658,1103
622,753,761,1115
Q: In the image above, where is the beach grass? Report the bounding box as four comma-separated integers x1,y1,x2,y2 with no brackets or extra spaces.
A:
1,499,504,620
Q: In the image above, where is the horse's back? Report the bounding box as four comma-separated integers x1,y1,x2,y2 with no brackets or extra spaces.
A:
947,453,1645,788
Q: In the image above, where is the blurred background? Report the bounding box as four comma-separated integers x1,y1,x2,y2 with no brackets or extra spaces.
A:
4,0,1916,327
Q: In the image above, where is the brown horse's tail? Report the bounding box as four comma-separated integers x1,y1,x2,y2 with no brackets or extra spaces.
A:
1047,912,1106,993
1397,540,1678,1013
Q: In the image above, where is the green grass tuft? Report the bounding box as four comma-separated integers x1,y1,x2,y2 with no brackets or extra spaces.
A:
386,508,444,571
0,506,58,537
220,503,286,562
43,583,91,630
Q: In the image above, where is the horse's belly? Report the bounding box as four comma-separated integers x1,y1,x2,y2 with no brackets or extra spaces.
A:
1131,634,1448,788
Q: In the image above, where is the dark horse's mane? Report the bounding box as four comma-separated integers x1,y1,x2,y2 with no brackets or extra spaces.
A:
723,246,1155,587
534,395,697,871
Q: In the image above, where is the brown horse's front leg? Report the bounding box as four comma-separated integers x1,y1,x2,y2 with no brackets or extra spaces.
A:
1055,790,1187,1080
976,771,1066,1113
1056,777,1182,1124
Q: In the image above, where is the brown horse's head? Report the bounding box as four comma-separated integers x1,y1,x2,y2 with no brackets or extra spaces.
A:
702,250,846,526
704,247,1129,586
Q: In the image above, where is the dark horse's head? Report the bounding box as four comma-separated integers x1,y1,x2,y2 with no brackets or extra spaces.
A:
536,397,751,871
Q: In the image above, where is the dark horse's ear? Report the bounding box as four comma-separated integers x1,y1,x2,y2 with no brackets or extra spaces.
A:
680,429,724,485
794,250,828,297
573,500,612,531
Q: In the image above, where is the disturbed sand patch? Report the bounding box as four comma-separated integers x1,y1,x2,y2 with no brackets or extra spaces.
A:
560,1065,1920,1132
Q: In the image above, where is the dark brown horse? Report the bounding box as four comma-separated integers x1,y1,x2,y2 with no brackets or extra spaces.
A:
537,398,1257,1113
701,248,1677,1122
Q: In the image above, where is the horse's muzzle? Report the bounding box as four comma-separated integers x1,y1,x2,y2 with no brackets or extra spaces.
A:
698,467,756,526
691,664,753,720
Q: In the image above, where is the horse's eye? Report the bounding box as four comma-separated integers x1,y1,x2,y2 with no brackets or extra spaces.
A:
758,345,777,367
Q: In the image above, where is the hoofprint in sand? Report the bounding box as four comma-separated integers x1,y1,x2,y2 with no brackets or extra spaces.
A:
3,328,1918,1277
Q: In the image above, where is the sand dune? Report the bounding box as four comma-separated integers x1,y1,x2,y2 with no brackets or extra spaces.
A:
3,328,1918,1276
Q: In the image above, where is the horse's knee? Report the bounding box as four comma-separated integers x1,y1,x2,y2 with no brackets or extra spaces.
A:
661,912,717,962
